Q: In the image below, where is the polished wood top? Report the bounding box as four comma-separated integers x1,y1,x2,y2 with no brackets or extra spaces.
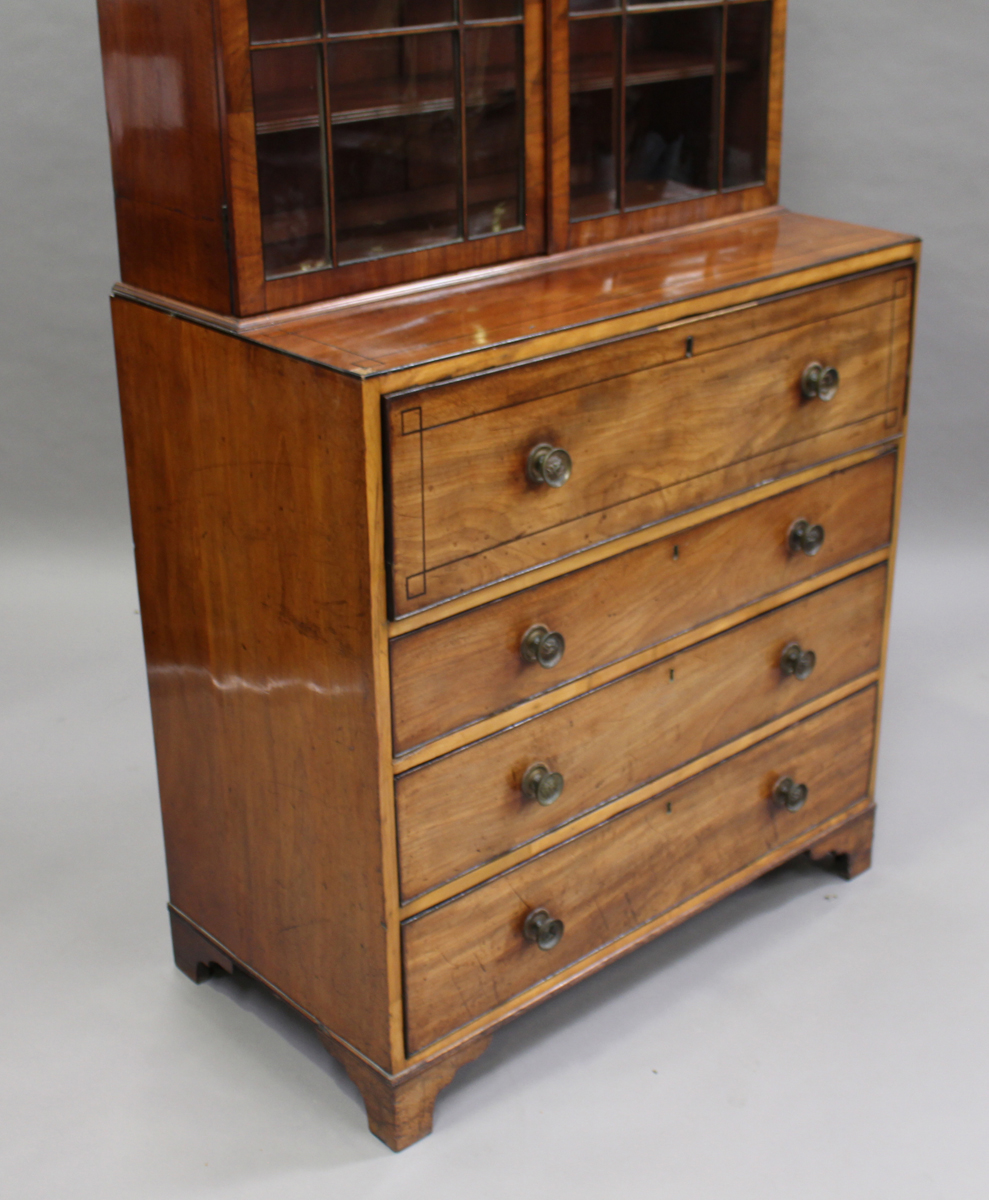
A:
114,209,919,380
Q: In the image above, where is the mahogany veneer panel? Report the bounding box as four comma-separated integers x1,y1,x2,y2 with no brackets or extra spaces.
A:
403,686,877,1053
112,298,399,1068
97,0,232,312
396,565,887,901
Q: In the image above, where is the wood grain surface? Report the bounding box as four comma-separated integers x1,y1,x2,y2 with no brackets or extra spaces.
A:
387,266,906,428
387,268,911,613
391,450,896,752
402,686,877,1053
96,0,232,311
400,674,877,918
249,212,917,376
112,298,401,1068
396,565,887,901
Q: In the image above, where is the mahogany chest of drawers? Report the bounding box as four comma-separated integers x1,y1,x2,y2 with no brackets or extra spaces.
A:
110,210,918,1148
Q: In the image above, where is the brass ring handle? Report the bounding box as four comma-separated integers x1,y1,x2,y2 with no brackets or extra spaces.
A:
781,642,817,680
801,362,841,402
788,518,826,557
773,776,809,812
522,762,565,806
523,907,564,951
520,624,566,668
527,443,573,488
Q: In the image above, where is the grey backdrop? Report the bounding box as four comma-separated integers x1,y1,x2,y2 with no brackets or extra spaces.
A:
3,3,989,1198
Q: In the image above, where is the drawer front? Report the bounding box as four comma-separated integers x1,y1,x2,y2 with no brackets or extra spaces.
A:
403,687,877,1053
392,451,896,753
397,566,886,901
388,267,913,615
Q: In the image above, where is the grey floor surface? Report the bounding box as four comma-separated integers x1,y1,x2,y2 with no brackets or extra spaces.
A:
2,529,988,1199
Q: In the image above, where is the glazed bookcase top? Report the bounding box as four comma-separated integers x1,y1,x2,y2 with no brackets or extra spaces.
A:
97,0,786,316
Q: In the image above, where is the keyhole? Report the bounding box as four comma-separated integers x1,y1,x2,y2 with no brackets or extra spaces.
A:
673,544,679,561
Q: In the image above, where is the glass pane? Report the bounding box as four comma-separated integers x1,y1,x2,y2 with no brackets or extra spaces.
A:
252,46,330,277
465,26,524,237
247,0,321,44
326,0,454,35
464,0,523,18
569,16,618,219
569,0,619,12
329,34,461,263
624,8,720,209
723,1,771,188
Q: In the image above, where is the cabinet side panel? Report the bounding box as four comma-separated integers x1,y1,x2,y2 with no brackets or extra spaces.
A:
97,0,232,312
111,299,393,1065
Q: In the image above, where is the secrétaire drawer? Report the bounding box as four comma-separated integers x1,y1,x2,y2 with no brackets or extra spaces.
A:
386,267,913,616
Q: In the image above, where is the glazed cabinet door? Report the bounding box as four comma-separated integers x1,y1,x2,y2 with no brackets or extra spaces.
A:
220,0,547,310
548,0,786,250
